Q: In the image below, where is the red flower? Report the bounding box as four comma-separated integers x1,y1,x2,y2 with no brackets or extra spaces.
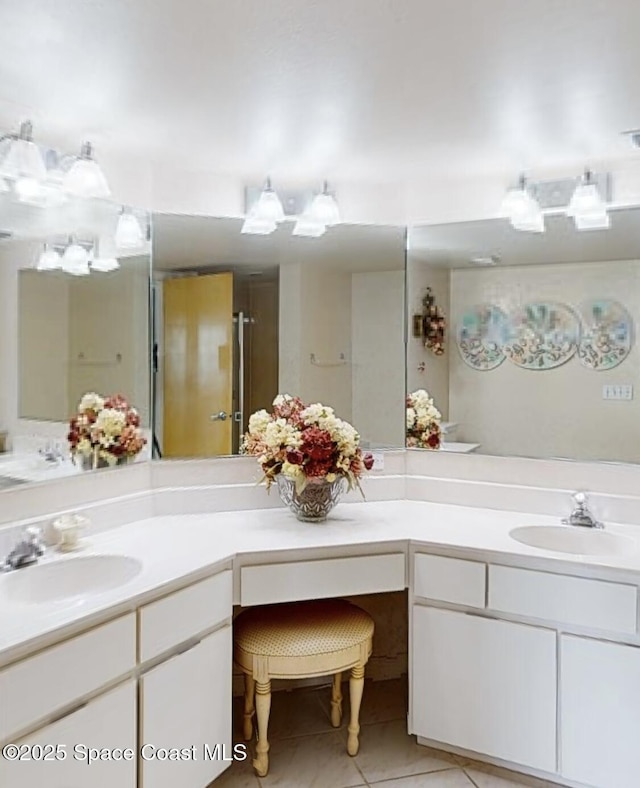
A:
427,432,440,449
363,452,374,471
300,426,335,461
286,449,304,465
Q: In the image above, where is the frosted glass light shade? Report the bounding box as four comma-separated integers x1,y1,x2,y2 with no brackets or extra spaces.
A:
567,179,609,230
0,137,47,181
91,257,120,272
115,211,144,248
292,215,327,237
63,157,111,198
500,186,545,233
252,185,285,223
36,246,62,271
241,215,277,235
309,191,340,225
62,244,90,276
15,177,43,202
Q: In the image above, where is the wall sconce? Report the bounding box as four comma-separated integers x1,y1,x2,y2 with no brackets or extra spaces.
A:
63,141,111,199
500,174,545,233
412,287,446,355
567,169,610,230
116,207,144,249
242,178,285,235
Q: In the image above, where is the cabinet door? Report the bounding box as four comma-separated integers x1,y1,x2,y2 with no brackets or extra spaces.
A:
412,607,556,772
140,625,232,788
0,680,136,788
561,635,640,788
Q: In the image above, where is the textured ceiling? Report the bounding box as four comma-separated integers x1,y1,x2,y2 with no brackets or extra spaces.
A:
1,0,640,188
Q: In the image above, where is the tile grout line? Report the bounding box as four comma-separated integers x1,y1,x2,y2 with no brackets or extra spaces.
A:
463,768,482,788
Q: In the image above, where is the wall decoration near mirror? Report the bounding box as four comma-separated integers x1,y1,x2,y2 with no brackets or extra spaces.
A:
577,299,633,370
151,216,406,459
456,304,509,371
503,301,579,370
408,209,640,463
0,192,151,490
413,287,446,355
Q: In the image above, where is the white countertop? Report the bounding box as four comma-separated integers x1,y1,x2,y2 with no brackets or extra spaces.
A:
2,499,640,666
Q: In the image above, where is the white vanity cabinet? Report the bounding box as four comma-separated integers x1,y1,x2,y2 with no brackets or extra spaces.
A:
140,626,232,788
0,680,137,788
560,635,640,788
411,606,557,772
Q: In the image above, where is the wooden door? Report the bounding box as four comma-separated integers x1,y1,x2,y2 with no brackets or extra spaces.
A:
163,273,233,457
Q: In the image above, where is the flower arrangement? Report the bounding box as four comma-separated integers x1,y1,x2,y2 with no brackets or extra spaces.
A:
242,394,374,494
406,389,442,449
68,392,146,468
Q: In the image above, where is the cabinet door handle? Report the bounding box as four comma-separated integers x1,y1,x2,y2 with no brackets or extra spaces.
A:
210,411,228,422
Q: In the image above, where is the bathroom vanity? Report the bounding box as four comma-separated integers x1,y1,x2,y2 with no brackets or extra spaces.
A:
1,477,640,788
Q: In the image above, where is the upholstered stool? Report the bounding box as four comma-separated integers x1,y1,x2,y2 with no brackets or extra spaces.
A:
234,598,375,777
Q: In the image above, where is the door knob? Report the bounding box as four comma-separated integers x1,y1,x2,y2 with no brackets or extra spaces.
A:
210,411,228,421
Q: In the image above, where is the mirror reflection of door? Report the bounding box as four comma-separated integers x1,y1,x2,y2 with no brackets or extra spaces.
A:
163,273,233,457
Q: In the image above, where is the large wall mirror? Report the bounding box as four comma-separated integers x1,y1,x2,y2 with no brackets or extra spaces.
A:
0,195,151,490
151,216,406,459
407,208,640,464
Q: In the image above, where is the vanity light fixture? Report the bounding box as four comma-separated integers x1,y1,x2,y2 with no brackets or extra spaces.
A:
63,141,111,199
91,237,120,272
0,120,48,185
293,181,340,237
36,244,62,271
567,169,610,230
292,214,326,237
115,207,144,249
241,178,285,235
61,240,91,276
309,181,341,226
500,174,545,233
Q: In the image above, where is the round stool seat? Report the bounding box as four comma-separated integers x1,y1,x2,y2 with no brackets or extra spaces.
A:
235,599,374,676
234,598,375,776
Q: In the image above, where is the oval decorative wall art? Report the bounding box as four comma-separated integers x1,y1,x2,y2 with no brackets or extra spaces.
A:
456,304,510,370
577,299,633,370
504,302,579,370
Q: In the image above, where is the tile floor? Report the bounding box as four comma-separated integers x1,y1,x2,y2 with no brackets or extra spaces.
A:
212,677,558,788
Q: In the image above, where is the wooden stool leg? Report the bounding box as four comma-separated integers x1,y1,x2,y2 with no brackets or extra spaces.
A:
330,672,343,727
347,664,365,756
243,673,255,741
253,680,271,777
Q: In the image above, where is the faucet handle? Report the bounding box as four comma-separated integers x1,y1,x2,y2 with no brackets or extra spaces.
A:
572,491,587,507
24,526,45,554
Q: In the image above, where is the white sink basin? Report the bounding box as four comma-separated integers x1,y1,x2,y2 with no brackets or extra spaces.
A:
0,555,142,605
509,525,636,556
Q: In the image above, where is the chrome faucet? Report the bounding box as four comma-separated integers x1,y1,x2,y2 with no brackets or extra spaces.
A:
39,441,64,463
1,527,45,572
562,492,603,529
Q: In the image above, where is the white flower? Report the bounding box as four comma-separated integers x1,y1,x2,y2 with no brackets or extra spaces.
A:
263,418,301,449
78,392,105,413
248,409,271,436
94,408,126,436
406,407,416,428
282,461,303,478
301,403,335,425
273,394,293,407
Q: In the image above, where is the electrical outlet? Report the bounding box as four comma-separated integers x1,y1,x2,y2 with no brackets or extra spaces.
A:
371,451,385,471
602,384,633,401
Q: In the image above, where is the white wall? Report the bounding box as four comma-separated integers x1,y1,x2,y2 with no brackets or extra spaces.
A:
352,270,405,448
449,260,640,463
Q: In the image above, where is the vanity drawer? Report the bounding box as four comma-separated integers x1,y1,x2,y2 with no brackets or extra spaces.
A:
240,553,405,606
488,565,637,634
414,554,486,608
139,569,232,662
0,613,136,742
